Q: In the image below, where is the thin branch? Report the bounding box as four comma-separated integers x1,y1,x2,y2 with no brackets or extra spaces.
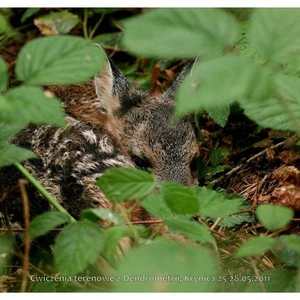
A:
19,179,30,293
249,257,266,292
211,140,286,184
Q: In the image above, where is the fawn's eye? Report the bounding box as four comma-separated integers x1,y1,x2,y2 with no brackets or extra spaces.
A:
190,157,199,173
132,155,152,170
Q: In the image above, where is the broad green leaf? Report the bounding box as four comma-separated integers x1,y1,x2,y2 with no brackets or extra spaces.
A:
218,202,255,228
284,56,300,76
250,8,300,63
93,32,123,50
0,57,8,92
205,104,230,127
30,211,71,241
198,165,227,180
0,13,9,34
0,143,36,167
0,86,65,127
218,211,255,228
0,122,25,144
32,282,57,292
102,225,147,266
122,8,240,58
80,208,124,225
256,204,294,231
176,55,271,116
16,36,106,85
241,74,300,132
160,182,199,216
54,221,104,276
96,167,155,202
281,234,300,254
194,187,243,218
235,236,275,257
272,235,300,267
21,8,40,23
165,218,215,244
236,35,267,66
246,268,295,292
141,194,173,219
210,148,229,167
34,11,80,35
0,233,14,275
113,239,219,292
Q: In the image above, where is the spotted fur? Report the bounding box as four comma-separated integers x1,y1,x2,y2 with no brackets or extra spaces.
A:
0,58,198,223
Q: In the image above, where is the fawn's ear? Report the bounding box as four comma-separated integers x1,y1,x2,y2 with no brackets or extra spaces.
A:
162,60,195,101
94,58,143,116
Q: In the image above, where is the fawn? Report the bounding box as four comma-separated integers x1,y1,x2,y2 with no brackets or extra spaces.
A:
0,57,199,224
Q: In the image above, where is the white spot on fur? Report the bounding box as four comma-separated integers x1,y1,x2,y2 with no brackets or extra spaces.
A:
82,130,97,144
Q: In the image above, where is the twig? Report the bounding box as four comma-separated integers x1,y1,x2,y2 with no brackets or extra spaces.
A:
130,219,163,225
249,257,266,292
210,217,222,231
211,140,286,184
19,179,30,293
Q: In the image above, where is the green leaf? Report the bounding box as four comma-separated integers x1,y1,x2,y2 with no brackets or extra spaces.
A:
194,187,243,218
281,234,300,254
176,55,271,116
272,235,300,268
0,13,9,34
30,211,71,241
32,282,57,292
256,204,294,231
218,211,255,228
80,208,124,225
210,148,229,167
0,86,65,127
235,236,275,257
102,225,147,266
16,36,106,85
0,143,36,168
205,104,230,127
0,57,8,92
93,32,123,50
141,194,173,219
160,182,199,216
121,8,240,58
199,165,227,180
247,268,295,292
21,8,40,23
96,167,156,202
34,11,80,35
217,202,255,228
250,8,300,63
0,233,14,275
165,218,215,244
241,74,300,132
113,239,219,292
54,221,104,276
0,122,25,144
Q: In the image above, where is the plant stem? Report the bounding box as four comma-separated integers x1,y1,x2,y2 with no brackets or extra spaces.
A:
14,163,76,222
116,203,140,244
89,13,104,40
83,8,89,40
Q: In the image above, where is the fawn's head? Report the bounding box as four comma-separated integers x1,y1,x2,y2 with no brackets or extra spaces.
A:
95,59,199,187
